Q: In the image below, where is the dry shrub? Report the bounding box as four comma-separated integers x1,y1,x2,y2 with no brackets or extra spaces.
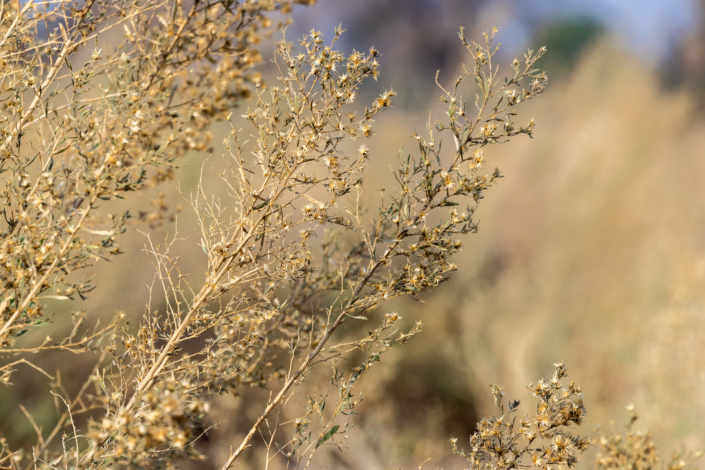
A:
0,2,556,466
1,1,697,469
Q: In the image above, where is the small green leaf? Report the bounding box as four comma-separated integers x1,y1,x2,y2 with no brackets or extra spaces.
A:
253,199,270,211
275,442,290,458
317,425,339,447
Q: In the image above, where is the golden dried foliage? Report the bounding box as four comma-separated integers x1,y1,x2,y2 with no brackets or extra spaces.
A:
0,0,298,349
596,406,702,470
451,363,591,470
0,2,575,467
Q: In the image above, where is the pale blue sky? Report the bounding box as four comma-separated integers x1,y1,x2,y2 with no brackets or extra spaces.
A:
292,0,701,66
491,0,700,64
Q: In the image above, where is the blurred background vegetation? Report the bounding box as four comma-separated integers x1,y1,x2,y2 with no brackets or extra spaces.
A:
5,0,705,468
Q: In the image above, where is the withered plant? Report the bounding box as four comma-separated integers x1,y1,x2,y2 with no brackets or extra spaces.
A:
0,1,557,466
450,363,591,470
595,406,702,470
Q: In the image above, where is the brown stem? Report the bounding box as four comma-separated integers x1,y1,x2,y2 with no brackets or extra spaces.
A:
0,186,103,341
7,0,97,147
220,240,401,469
77,164,296,469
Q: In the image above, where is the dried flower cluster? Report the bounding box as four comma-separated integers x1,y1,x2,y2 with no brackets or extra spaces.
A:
0,4,559,468
89,378,209,464
0,0,304,350
450,363,591,470
596,406,702,470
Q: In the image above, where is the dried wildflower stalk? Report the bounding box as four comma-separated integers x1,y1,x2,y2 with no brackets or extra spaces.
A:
451,363,591,470
1,17,551,469
596,406,702,470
